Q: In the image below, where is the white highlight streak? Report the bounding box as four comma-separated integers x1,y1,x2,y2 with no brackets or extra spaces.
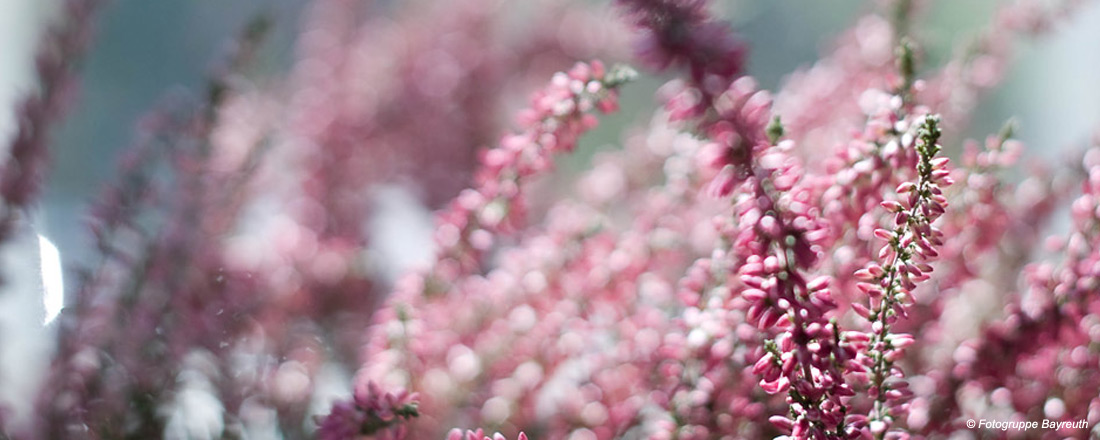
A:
38,234,63,325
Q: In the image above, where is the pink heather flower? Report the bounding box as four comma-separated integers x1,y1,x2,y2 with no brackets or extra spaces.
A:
333,61,635,435
614,0,745,83
447,429,528,440
846,115,952,438
315,382,419,440
812,40,929,310
658,66,857,437
919,145,1100,436
427,60,635,283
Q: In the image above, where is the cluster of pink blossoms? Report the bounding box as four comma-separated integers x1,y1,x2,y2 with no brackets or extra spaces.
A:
332,0,1100,439
432,60,634,282
845,116,953,437
3,0,1100,439
316,382,420,440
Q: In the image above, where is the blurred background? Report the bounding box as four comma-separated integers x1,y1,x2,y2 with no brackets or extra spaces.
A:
1,0,1099,436
3,0,1098,271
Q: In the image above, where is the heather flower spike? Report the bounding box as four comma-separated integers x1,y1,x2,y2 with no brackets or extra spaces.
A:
431,60,635,287
849,115,951,438
615,0,745,82
696,86,855,437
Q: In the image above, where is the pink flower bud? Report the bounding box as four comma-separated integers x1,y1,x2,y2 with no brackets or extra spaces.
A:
743,288,767,301
753,353,776,375
769,415,795,432
888,334,915,349
881,200,904,212
760,376,790,394
807,276,830,291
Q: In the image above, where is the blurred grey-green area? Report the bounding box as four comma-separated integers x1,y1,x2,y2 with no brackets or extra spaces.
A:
9,0,1100,268
37,0,307,265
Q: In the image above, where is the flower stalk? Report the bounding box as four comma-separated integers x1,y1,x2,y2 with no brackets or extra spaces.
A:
849,116,952,438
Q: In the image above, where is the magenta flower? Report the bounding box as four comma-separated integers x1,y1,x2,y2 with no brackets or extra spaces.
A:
315,382,419,440
615,0,745,82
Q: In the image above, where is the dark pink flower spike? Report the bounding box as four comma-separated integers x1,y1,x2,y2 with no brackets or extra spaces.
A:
614,0,745,83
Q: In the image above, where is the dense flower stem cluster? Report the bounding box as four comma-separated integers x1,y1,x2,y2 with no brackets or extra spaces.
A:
725,128,856,439
847,116,952,438
318,61,635,438
628,3,910,438
8,0,1100,438
810,35,928,310
923,144,1100,437
650,68,856,437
